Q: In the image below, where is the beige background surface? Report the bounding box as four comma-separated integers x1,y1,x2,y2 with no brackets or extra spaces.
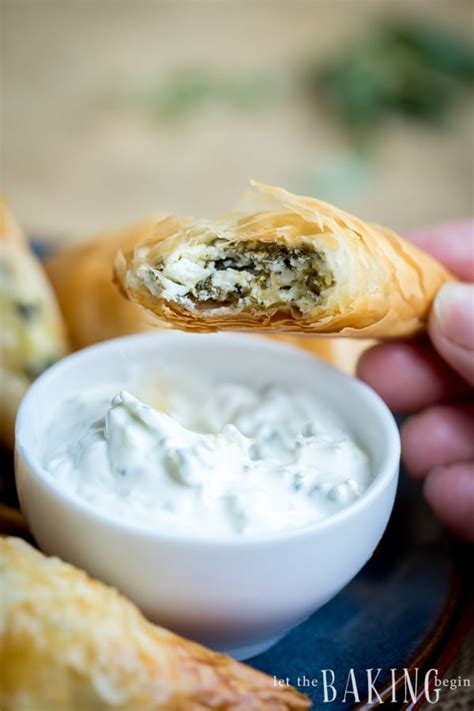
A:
1,0,473,244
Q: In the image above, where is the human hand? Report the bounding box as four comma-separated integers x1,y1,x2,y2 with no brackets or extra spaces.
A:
357,220,474,542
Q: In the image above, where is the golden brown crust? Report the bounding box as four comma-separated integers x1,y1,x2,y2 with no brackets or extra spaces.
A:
0,537,309,710
44,217,361,375
115,182,453,339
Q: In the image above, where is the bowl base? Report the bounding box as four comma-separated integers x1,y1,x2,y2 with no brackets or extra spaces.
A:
215,631,288,661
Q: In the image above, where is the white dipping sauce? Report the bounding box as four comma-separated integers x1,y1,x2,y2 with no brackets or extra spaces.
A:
44,381,372,536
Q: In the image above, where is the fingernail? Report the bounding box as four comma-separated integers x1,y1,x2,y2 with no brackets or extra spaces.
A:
433,283,474,349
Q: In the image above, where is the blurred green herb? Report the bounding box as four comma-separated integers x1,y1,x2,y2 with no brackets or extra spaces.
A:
302,152,370,202
139,69,287,121
314,22,474,148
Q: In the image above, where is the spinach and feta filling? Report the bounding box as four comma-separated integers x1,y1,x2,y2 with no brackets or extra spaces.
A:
0,251,65,381
139,239,335,313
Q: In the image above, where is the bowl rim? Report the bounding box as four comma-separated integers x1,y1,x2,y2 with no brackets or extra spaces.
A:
16,331,400,548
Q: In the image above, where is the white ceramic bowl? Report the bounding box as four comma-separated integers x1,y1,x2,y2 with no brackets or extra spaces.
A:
16,332,400,660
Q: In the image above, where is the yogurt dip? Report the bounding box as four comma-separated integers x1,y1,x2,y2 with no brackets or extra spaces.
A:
43,381,372,537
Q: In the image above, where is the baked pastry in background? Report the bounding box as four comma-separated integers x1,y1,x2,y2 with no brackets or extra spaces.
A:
115,181,452,338
275,334,373,375
45,219,162,349
0,536,309,710
0,200,69,448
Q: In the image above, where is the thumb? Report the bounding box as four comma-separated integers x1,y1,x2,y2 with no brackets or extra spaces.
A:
429,283,474,386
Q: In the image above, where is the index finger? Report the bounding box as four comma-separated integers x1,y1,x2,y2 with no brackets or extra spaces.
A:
406,220,474,282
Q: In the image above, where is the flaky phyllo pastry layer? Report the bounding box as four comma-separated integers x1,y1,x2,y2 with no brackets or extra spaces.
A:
115,182,453,337
44,218,371,374
1,537,308,710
